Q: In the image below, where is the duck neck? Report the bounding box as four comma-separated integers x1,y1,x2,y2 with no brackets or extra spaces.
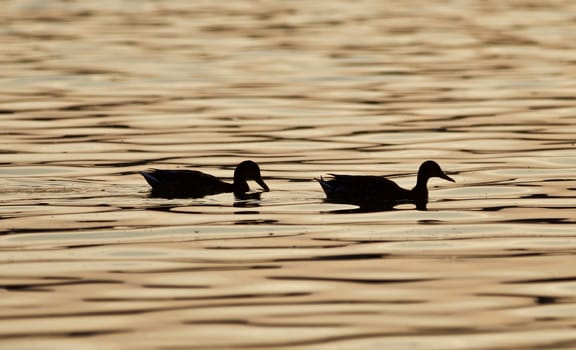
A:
411,173,430,209
233,172,250,194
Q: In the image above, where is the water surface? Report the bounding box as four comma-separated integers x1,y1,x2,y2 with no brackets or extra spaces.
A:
1,1,576,349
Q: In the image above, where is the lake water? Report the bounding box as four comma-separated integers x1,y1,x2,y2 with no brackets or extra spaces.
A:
1,1,576,349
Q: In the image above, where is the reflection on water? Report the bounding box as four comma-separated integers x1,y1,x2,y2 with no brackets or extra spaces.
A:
1,0,576,349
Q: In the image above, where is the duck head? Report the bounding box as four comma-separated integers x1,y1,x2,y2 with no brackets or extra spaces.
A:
412,160,454,210
234,160,270,192
419,160,455,183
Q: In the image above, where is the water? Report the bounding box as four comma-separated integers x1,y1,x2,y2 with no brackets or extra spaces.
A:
1,1,576,349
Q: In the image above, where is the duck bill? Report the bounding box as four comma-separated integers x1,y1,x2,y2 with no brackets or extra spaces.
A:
255,177,270,192
441,173,455,182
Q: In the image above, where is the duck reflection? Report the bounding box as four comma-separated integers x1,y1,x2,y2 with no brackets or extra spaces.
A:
142,190,265,213
322,201,398,214
233,191,263,208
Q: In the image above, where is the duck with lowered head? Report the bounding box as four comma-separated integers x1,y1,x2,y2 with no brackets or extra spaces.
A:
140,160,269,199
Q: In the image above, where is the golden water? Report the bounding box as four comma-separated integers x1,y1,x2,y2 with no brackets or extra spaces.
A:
1,1,576,349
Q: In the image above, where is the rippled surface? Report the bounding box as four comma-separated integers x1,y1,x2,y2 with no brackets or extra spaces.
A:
1,1,576,349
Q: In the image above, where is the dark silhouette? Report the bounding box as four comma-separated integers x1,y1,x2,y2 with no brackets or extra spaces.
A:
140,160,269,199
317,160,454,210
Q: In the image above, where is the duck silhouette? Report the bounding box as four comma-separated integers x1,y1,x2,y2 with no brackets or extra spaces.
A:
317,160,455,210
140,160,269,198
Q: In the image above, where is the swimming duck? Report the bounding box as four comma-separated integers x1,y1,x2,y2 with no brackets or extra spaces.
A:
317,160,454,210
140,160,269,198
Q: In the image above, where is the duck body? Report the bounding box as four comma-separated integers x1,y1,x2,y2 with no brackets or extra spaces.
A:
140,160,269,198
317,160,454,210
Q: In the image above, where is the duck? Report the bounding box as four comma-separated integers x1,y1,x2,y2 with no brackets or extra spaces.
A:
317,160,454,210
140,160,269,198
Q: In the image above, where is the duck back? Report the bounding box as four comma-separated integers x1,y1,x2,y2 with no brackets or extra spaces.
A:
319,174,411,206
140,169,233,198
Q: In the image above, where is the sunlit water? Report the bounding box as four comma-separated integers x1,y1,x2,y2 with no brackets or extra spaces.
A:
1,1,576,349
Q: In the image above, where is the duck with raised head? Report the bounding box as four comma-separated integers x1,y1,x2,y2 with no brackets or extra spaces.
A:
140,160,269,198
317,160,455,210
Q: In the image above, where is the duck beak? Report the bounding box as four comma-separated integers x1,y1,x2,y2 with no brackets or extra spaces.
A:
255,177,270,192
441,173,455,182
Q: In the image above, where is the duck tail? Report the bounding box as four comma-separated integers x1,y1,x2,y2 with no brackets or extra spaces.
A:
315,176,334,195
314,176,329,187
139,169,160,188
